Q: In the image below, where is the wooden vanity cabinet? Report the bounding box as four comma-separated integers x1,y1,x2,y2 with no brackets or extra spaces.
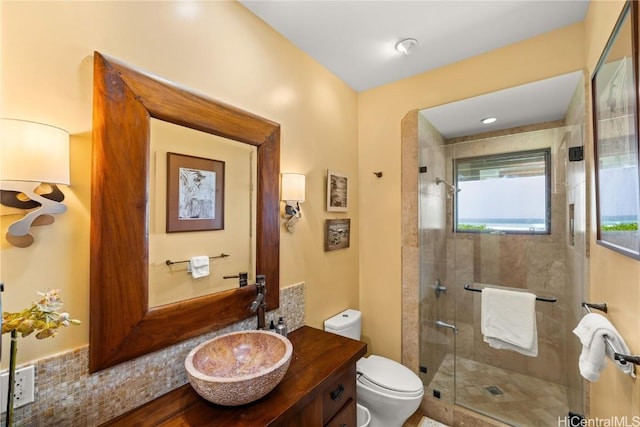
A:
324,400,356,427
103,326,366,427
321,365,357,425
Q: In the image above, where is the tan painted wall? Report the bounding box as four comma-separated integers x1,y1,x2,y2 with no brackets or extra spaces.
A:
0,1,359,367
584,0,640,418
358,22,585,359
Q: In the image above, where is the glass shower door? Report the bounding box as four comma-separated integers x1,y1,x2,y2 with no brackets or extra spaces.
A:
418,129,457,405
449,126,586,425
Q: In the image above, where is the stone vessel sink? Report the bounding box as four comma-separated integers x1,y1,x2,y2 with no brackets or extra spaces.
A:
185,330,293,406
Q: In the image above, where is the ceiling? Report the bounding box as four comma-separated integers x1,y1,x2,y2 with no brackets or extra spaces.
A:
239,0,590,138
421,70,583,138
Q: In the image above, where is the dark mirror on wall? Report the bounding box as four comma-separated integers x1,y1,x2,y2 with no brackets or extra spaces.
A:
592,0,640,259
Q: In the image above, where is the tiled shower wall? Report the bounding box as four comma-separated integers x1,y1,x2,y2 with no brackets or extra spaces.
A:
1,282,305,426
447,126,570,385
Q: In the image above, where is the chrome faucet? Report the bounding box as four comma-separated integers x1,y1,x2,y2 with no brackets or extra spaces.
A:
249,275,267,330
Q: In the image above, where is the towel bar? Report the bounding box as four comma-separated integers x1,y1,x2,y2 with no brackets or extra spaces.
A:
582,301,607,313
463,283,557,303
582,302,639,370
165,253,230,266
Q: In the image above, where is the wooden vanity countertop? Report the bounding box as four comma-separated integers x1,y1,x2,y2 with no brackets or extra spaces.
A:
102,326,367,426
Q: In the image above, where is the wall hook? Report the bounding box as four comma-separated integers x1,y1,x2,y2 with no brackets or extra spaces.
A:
373,171,383,178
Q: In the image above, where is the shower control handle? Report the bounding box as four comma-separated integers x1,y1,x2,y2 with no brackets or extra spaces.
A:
435,320,459,333
434,279,447,298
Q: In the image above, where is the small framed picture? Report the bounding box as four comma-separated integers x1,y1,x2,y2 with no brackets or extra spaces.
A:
167,152,224,232
327,170,348,212
325,219,351,251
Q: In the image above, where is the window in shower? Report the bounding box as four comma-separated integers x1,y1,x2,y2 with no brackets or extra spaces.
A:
454,148,551,234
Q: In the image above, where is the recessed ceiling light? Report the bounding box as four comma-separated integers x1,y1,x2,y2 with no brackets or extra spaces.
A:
481,117,497,124
395,38,418,55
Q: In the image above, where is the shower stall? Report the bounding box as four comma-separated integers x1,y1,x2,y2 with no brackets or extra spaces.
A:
415,78,588,426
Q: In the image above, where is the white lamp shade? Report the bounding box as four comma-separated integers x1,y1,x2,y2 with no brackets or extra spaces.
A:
281,173,305,202
0,118,70,185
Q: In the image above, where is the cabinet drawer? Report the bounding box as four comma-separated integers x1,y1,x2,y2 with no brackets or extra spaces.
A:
322,364,356,424
325,398,356,427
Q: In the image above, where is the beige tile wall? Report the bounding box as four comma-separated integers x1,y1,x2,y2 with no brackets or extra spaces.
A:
442,127,570,386
401,110,421,376
1,283,305,426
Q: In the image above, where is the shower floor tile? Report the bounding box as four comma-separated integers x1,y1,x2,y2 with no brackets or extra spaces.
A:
428,354,569,426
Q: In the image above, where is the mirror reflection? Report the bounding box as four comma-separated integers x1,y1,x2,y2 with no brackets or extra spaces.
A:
149,119,257,307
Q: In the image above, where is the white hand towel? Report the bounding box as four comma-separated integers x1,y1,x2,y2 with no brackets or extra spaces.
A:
572,313,634,381
189,256,210,279
481,287,538,357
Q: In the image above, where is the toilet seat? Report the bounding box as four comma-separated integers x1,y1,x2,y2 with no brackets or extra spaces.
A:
356,355,424,398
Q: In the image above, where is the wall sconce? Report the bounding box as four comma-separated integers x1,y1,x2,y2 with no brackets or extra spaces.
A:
0,118,70,247
281,173,305,232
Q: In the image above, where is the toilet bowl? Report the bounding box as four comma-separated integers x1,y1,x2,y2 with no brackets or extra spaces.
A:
357,403,371,427
324,309,424,427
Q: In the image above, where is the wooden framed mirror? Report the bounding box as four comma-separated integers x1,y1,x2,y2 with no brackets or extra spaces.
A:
89,52,280,373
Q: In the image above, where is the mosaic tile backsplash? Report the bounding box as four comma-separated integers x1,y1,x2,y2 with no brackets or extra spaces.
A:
2,282,305,426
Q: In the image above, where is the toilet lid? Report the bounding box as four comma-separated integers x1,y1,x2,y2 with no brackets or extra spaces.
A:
356,355,423,393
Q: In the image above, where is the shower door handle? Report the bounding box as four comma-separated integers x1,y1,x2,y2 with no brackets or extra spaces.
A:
435,320,458,333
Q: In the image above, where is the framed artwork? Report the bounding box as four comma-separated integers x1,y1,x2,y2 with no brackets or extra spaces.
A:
167,152,225,233
325,218,350,251
327,170,348,211
592,0,640,259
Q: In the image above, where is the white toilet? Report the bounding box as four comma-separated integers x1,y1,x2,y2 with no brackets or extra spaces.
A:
324,309,424,427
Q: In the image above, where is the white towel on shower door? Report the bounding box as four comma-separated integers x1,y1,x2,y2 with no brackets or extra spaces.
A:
481,287,538,357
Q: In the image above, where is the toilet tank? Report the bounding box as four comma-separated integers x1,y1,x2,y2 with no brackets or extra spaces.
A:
324,309,361,340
